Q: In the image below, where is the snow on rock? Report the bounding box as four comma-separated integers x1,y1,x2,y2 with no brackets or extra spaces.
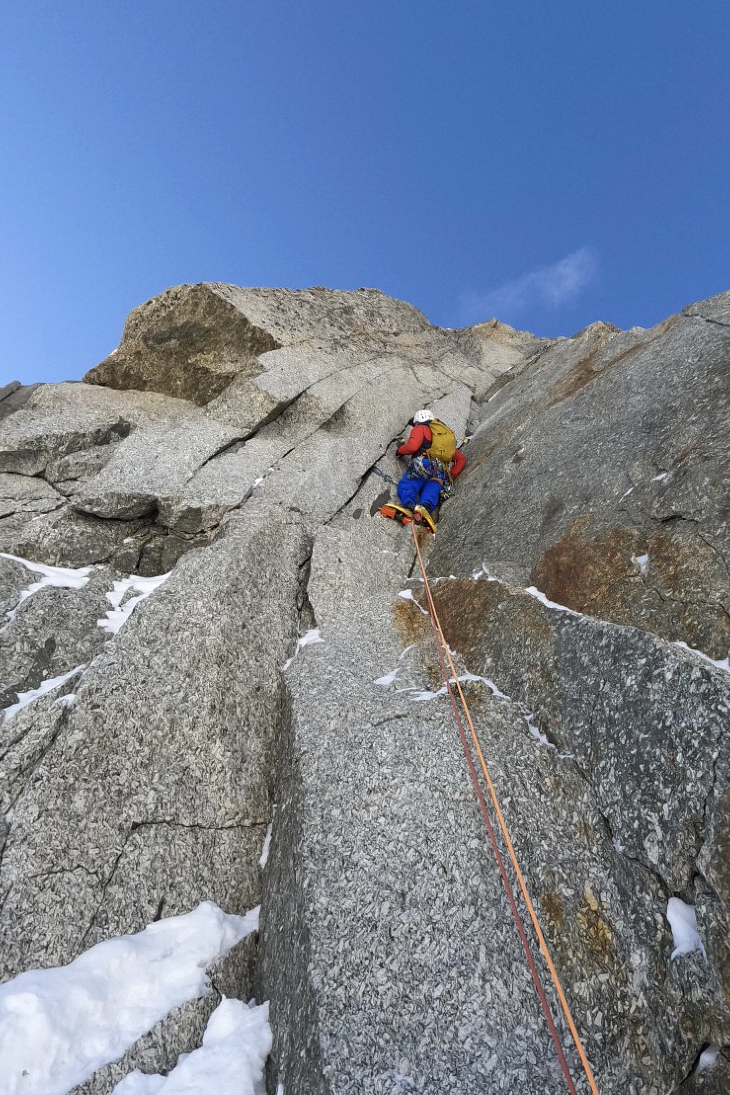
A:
374,667,400,686
675,640,730,675
397,589,428,615
472,676,560,751
54,693,77,710
400,668,564,756
0,901,259,1095
471,563,499,581
98,573,171,635
522,710,551,747
2,664,85,724
282,628,323,671
407,686,447,702
0,552,93,620
633,553,650,574
402,671,505,703
111,998,272,1095
666,897,706,959
259,822,273,869
524,585,581,617
696,1046,720,1074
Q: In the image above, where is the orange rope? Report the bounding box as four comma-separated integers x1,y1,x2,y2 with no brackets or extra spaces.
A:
411,524,601,1095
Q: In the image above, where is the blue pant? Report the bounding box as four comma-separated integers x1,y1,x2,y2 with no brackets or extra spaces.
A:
398,471,442,510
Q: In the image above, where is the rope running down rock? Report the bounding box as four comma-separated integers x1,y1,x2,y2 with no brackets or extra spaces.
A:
410,522,601,1095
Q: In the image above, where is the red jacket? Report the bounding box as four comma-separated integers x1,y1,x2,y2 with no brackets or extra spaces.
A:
397,425,466,478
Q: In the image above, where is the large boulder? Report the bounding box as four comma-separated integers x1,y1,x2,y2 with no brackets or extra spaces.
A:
6,508,150,569
0,565,111,711
84,282,435,405
0,473,65,547
0,381,38,422
0,382,191,476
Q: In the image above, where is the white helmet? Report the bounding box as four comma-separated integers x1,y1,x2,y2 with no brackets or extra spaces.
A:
413,409,434,425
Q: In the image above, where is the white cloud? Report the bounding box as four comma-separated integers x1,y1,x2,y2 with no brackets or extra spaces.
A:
459,246,599,324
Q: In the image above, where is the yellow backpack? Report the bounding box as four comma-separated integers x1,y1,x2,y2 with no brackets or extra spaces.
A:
427,418,457,463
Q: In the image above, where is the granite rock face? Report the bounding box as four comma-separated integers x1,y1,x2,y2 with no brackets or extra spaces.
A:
429,293,730,660
0,283,728,1094
84,282,435,404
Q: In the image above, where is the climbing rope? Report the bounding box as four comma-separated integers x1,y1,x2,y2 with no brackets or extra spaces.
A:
410,524,601,1095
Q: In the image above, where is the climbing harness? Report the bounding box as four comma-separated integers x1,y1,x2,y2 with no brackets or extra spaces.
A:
407,453,452,490
410,524,601,1095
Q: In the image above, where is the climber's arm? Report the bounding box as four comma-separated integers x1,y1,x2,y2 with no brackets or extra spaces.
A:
397,425,432,456
451,448,467,478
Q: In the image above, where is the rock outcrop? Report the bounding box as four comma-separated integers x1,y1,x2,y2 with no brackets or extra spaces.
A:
0,283,728,1094
431,305,730,659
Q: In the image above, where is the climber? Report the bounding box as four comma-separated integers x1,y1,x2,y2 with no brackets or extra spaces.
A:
394,410,466,532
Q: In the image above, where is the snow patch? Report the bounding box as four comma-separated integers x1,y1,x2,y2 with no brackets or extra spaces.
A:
696,1046,720,1074
652,471,669,482
112,997,271,1095
674,641,730,675
471,563,499,581
473,674,509,701
0,901,259,1095
633,553,650,574
0,552,93,622
402,671,506,703
397,589,428,615
402,669,571,757
98,573,171,635
666,897,706,959
407,686,446,702
259,822,273,869
522,712,551,746
283,628,324,670
524,586,581,617
466,675,556,749
619,485,634,502
2,664,85,724
374,667,400,687
54,693,77,710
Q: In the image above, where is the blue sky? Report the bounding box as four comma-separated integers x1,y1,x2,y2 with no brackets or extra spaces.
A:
1,1,728,385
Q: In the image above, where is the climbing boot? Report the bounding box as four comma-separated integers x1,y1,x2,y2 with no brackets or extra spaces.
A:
380,502,415,526
413,504,438,534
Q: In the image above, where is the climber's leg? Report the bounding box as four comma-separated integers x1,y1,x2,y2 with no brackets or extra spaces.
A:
418,478,443,511
397,471,420,509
